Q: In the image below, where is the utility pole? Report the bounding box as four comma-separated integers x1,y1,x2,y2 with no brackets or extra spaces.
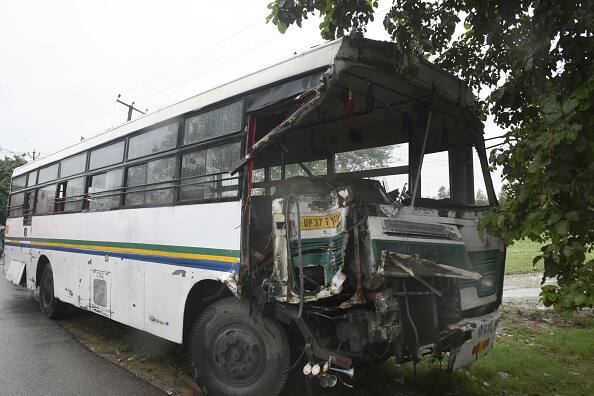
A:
26,149,39,161
116,94,148,121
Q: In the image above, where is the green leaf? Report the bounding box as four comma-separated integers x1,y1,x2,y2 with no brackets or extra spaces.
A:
565,211,580,222
277,22,288,33
562,98,580,115
554,220,570,236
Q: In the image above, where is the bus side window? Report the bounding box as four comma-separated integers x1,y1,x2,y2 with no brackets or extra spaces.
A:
64,177,86,212
8,192,24,218
55,182,67,213
88,169,123,211
35,184,58,215
179,141,241,202
124,156,176,207
23,191,35,225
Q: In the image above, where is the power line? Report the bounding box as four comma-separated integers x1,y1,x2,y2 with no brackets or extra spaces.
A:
126,16,266,95
141,34,282,101
0,146,24,156
132,5,393,105
0,84,32,147
0,146,43,161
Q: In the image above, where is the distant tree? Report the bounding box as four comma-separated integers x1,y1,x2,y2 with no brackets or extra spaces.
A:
281,145,397,178
334,146,394,173
0,155,27,225
475,189,488,206
436,185,449,199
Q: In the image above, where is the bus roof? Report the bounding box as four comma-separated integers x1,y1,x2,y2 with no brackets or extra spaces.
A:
13,37,475,177
13,39,345,177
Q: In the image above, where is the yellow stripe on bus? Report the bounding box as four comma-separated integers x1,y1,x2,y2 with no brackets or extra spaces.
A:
6,239,238,263
32,241,239,263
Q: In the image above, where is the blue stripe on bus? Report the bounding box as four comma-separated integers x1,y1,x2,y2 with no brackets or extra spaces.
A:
3,242,239,273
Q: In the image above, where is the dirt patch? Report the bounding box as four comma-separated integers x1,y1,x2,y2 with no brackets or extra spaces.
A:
501,272,558,309
60,310,201,396
498,303,594,330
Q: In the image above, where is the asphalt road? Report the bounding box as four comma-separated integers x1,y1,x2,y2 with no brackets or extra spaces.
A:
0,260,163,396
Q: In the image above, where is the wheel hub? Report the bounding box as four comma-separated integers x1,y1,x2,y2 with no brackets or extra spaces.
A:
212,327,265,385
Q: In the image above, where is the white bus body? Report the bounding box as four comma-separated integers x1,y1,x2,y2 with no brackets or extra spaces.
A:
4,37,504,396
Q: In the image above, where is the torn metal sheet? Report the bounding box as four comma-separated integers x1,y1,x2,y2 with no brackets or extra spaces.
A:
265,181,351,304
383,252,482,281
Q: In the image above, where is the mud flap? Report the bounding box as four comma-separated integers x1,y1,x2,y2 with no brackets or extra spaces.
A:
5,260,25,285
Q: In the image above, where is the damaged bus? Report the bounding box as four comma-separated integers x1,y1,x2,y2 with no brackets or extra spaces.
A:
4,37,504,395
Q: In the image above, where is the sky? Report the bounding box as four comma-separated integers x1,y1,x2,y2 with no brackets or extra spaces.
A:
0,0,503,196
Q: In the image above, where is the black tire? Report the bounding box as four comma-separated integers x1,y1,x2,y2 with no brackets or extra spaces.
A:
188,297,290,396
39,264,69,319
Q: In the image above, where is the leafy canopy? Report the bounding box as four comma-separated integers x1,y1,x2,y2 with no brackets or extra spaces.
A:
267,0,594,309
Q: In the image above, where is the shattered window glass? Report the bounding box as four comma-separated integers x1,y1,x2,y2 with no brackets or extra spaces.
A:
128,122,178,160
38,164,59,184
88,169,123,210
125,156,176,206
11,174,27,190
183,101,243,145
27,170,38,187
8,192,24,217
60,153,87,178
180,141,241,201
89,141,125,170
35,184,57,215
64,177,85,212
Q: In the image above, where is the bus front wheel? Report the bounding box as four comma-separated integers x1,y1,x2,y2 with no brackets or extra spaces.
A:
188,297,290,396
39,264,68,319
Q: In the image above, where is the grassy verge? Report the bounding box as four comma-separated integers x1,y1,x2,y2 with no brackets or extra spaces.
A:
504,240,594,275
392,306,594,396
505,239,545,275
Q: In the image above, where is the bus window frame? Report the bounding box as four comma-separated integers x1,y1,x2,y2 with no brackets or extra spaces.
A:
125,118,182,163
8,97,248,217
59,152,88,179
88,139,126,172
182,99,245,147
86,167,125,212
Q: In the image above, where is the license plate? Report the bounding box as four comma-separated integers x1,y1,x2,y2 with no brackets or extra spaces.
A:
449,313,499,371
299,212,342,230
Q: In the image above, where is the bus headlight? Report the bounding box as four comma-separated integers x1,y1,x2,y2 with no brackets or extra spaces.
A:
480,274,496,293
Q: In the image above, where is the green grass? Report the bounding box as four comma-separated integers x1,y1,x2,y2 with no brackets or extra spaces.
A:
504,240,594,275
390,314,594,395
505,239,545,275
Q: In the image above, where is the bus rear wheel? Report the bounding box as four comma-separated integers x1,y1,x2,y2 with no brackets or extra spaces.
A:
39,264,68,319
188,297,290,396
